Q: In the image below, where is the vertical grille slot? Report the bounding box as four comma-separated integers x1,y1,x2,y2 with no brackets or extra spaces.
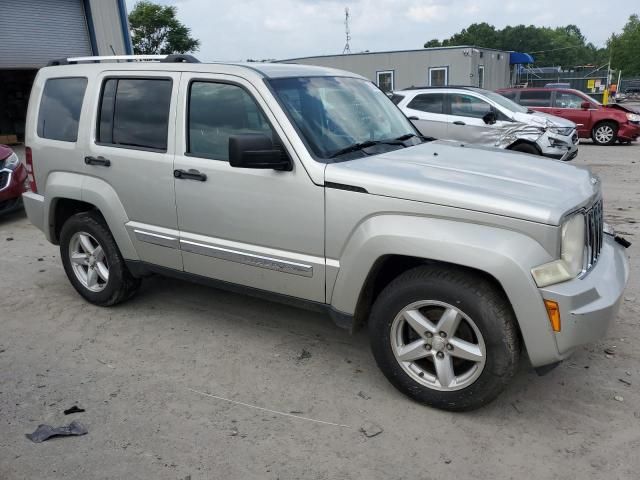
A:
0,171,9,190
583,199,603,273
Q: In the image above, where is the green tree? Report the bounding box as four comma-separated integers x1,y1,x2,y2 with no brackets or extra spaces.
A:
610,14,640,75
129,1,200,55
425,22,609,68
423,39,442,48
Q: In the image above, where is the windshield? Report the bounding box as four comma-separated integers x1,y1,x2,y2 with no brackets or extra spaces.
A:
268,76,418,160
477,89,529,114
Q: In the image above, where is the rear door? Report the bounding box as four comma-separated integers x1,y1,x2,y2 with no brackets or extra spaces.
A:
85,71,183,270
402,92,449,138
552,90,592,136
518,90,553,114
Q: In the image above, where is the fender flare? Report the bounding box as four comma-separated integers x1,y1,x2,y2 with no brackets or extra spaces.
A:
44,172,139,260
330,214,561,367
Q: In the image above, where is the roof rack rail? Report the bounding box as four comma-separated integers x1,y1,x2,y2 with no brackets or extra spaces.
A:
47,54,200,66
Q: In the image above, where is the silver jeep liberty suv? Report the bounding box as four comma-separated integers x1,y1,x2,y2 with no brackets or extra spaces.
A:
22,54,629,410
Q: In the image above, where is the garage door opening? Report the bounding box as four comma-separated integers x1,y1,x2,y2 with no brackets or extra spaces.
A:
0,70,37,143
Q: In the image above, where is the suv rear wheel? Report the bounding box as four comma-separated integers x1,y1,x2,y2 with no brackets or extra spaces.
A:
592,121,618,145
369,265,520,411
60,212,140,306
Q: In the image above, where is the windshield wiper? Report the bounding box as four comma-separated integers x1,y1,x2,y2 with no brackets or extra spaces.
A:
393,133,435,142
329,140,380,158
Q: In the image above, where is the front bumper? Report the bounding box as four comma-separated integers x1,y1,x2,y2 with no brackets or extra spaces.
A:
538,131,579,161
618,122,640,141
539,234,629,359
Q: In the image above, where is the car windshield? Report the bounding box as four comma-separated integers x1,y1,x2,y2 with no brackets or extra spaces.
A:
268,76,419,160
477,89,529,114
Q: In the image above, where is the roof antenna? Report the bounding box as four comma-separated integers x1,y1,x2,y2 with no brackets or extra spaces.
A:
342,7,351,54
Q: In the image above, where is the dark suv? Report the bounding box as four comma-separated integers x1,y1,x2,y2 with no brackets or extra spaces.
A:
497,87,640,145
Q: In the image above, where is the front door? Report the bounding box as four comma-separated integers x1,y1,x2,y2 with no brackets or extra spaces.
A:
552,90,592,136
173,73,325,302
86,71,183,270
403,92,449,138
446,93,511,145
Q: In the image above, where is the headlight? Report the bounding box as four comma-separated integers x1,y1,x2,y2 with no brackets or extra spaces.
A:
531,214,585,287
548,127,574,136
626,113,640,122
1,152,20,171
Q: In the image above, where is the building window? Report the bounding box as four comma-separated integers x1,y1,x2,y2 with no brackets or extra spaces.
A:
97,78,172,151
376,70,394,93
478,65,485,88
37,77,88,142
428,67,448,87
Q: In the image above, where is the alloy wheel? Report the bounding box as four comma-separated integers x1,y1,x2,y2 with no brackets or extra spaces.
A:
69,231,109,292
595,125,614,144
390,300,486,391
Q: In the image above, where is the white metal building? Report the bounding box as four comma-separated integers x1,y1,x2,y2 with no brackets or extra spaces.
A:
0,0,132,140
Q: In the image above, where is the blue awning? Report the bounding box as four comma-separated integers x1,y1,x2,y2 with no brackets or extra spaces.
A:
510,52,534,64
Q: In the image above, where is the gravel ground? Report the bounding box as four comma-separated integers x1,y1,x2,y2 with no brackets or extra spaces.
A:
1,137,639,479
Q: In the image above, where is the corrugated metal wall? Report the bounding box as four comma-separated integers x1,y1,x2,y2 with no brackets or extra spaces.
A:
0,0,92,68
285,48,511,91
88,0,128,55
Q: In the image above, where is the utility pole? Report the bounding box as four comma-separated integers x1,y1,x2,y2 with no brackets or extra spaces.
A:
342,7,351,54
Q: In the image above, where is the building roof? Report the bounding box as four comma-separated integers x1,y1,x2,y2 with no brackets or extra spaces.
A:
280,45,510,63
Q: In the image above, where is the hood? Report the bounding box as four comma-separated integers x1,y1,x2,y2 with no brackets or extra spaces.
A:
514,110,576,128
0,145,12,162
607,103,640,115
325,140,599,225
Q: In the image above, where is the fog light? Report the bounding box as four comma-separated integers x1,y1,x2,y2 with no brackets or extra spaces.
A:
544,300,561,332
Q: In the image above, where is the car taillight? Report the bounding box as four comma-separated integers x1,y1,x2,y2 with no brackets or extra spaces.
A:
25,146,37,193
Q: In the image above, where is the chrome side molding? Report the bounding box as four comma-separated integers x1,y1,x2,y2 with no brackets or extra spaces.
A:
133,229,180,249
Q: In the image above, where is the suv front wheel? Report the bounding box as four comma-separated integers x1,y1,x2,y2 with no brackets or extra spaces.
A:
369,265,520,411
60,212,140,306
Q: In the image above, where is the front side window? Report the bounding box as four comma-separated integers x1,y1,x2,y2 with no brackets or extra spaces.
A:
37,77,87,142
188,82,274,160
429,67,448,87
555,92,585,109
268,76,417,160
407,93,445,114
376,71,394,93
450,94,492,119
519,90,552,107
97,78,172,150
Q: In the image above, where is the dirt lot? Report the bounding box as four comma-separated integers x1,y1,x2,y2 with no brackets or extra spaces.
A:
1,138,639,479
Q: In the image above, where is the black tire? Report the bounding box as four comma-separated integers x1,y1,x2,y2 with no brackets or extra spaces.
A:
591,121,618,145
510,142,540,155
369,265,520,411
60,211,140,306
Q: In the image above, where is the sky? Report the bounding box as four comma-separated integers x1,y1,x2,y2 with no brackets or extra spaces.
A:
125,0,638,61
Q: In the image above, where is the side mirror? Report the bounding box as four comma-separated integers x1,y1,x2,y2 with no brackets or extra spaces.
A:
229,134,292,171
482,111,497,125
581,101,591,110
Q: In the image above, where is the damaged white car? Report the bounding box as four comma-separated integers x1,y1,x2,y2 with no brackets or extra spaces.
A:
392,86,579,161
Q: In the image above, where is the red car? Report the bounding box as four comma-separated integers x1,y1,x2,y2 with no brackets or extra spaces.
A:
497,87,640,145
0,145,27,214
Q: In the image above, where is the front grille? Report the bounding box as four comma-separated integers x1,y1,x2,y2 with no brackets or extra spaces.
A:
583,199,603,273
0,171,9,190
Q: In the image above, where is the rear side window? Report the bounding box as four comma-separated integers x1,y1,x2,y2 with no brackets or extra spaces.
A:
187,82,274,161
97,78,172,151
407,93,444,114
37,77,87,142
519,90,552,107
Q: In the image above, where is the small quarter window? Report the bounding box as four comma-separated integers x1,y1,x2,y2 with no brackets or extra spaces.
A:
97,78,172,151
187,82,275,161
37,77,87,142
